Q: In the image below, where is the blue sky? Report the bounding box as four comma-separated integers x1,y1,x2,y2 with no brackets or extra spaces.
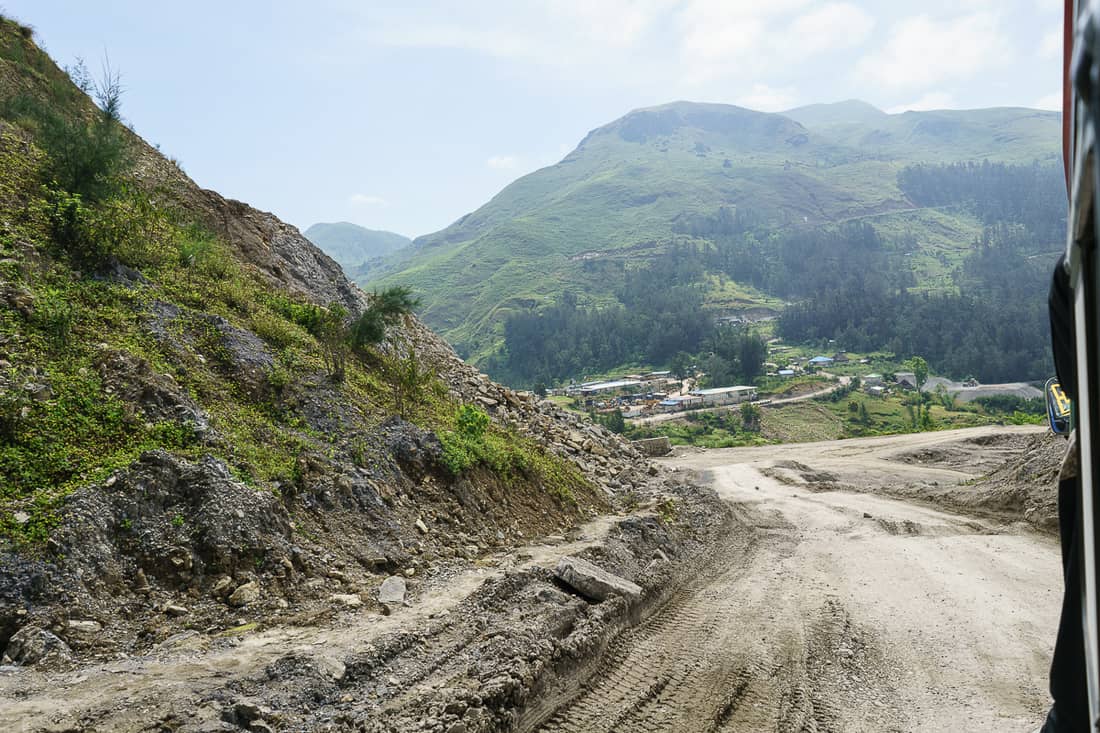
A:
6,1,1065,239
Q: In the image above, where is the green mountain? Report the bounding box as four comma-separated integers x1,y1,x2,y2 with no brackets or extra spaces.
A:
363,100,1062,366
303,221,409,275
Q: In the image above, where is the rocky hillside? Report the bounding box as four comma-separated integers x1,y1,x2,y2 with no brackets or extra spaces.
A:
0,16,661,671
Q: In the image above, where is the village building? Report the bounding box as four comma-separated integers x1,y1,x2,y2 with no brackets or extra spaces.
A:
863,374,884,388
570,379,642,396
894,372,917,389
688,385,758,406
658,395,703,412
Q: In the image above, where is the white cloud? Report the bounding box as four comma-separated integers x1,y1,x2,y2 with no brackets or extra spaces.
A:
856,12,1010,90
791,3,876,55
487,155,520,170
350,193,389,207
368,1,872,95
886,91,955,114
676,1,874,86
367,0,675,72
1034,91,1063,110
735,84,798,112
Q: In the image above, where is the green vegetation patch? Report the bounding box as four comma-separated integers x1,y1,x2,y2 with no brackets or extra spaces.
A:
438,404,584,504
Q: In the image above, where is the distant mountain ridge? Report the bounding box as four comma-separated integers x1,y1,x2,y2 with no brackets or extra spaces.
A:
362,99,1062,366
304,221,410,276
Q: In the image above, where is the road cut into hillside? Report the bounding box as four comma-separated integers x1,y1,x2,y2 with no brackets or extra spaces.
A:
0,425,1061,732
530,425,1060,732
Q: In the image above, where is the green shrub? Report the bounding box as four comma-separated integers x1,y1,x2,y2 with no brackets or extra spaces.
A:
379,342,436,419
349,286,421,350
32,288,77,351
266,363,290,396
439,405,524,477
3,60,130,203
249,309,300,349
176,226,215,269
41,188,111,266
456,404,489,439
440,434,476,475
268,295,326,336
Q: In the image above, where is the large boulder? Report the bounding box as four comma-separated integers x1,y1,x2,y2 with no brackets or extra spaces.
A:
2,625,72,666
55,451,295,595
378,576,407,606
553,556,643,602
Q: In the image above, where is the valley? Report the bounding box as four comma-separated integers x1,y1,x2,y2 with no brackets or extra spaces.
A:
0,10,1074,733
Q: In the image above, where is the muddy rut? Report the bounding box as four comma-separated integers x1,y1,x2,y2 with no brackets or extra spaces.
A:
528,427,1059,732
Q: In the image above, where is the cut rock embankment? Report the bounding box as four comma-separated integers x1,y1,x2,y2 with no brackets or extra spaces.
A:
0,470,740,733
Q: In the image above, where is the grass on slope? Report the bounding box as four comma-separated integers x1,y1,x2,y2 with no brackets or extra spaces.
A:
0,17,592,546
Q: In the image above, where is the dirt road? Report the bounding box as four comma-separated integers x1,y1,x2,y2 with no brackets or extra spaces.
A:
0,426,1060,732
533,425,1059,732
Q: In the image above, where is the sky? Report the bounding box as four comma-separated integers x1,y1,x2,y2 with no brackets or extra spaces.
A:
6,0,1066,239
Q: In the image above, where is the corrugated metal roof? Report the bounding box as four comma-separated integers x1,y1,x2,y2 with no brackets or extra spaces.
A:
579,379,642,391
689,386,756,395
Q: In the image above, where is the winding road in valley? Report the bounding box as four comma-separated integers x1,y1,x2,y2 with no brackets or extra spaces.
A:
532,425,1058,732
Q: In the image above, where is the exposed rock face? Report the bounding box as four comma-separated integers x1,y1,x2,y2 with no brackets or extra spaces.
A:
146,300,276,394
132,141,369,316
94,348,210,436
56,451,294,597
199,197,369,314
554,556,643,602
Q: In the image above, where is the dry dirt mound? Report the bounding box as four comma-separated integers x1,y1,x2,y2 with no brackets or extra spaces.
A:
964,431,1063,532
0,475,740,733
880,431,1062,533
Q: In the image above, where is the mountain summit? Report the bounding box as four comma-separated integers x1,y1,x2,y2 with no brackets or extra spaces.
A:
363,100,1061,365
304,221,410,276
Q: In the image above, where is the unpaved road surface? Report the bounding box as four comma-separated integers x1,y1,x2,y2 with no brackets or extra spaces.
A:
0,426,1060,732
533,425,1059,732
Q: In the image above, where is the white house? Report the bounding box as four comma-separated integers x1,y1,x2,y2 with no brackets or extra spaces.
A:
688,385,758,406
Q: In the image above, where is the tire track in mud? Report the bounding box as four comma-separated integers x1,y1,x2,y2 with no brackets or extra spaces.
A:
530,518,900,733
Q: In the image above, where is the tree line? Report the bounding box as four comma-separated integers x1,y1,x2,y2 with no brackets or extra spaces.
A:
779,162,1063,382
495,160,1064,386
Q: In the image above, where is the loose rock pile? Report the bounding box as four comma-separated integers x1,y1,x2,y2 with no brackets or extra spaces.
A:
406,318,655,499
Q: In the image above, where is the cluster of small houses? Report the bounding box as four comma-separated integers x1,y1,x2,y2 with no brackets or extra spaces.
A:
768,350,854,378
558,371,759,417
554,344,1038,422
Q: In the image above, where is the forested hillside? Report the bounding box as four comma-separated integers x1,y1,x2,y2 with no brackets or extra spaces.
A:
778,162,1063,382
364,101,1063,385
493,162,1061,385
